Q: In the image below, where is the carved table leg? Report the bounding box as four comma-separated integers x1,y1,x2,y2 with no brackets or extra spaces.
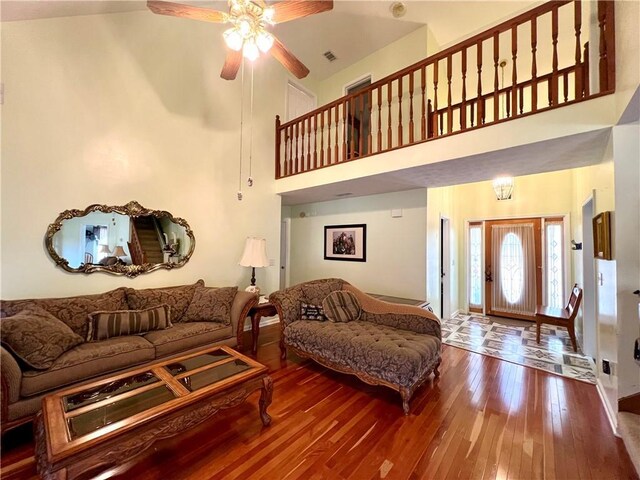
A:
259,376,273,426
280,340,287,360
251,311,262,355
399,387,411,416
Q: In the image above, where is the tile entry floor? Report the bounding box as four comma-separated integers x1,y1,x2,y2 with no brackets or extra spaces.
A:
442,313,597,383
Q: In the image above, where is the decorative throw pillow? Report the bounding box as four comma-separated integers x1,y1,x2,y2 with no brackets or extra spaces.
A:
301,279,343,306
300,303,326,321
322,291,362,323
86,304,172,341
181,286,238,325
0,308,84,370
125,280,203,323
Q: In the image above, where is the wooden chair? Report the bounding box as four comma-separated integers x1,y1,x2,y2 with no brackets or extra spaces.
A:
535,284,582,352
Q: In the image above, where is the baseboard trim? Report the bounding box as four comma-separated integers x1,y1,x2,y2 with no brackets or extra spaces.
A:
243,315,280,331
450,309,461,318
596,378,620,437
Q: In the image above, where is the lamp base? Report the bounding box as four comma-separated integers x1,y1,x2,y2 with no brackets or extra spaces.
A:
245,285,260,295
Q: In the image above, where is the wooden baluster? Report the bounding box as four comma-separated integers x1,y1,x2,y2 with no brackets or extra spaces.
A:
313,114,318,169
398,78,404,147
583,42,590,96
420,66,426,140
477,39,483,125
506,93,511,118
351,98,357,157
275,116,281,178
519,85,524,114
427,99,433,138
319,112,324,167
342,100,348,161
358,94,364,156
470,99,475,127
511,25,518,116
461,49,467,131
367,90,373,155
433,60,439,137
563,72,569,103
326,108,331,165
446,54,453,134
550,5,559,106
377,86,382,152
387,81,393,148
409,72,415,144
300,119,306,171
439,111,444,135
493,32,500,122
307,116,312,169
288,125,293,175
574,0,583,99
334,104,339,163
294,122,299,174
283,123,289,176
598,0,615,92
531,16,538,112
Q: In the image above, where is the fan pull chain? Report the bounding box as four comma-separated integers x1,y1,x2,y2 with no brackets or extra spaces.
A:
237,60,245,201
247,63,254,187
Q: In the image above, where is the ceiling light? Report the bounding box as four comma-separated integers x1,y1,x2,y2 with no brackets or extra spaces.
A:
262,7,275,24
223,28,243,51
256,31,274,53
390,2,406,18
493,176,514,200
243,39,259,61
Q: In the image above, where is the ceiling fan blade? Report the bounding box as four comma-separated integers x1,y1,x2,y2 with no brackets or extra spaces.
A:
147,1,226,23
269,36,310,79
271,0,333,24
220,50,243,80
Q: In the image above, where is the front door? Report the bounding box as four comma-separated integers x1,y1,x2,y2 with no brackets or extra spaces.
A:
485,218,542,321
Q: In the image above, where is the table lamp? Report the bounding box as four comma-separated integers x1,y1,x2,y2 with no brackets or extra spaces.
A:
239,237,269,294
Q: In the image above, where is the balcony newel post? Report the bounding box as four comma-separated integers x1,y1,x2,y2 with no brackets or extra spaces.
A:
275,115,281,179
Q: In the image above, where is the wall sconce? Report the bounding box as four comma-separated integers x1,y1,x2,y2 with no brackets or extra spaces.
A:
492,176,514,200
571,240,583,250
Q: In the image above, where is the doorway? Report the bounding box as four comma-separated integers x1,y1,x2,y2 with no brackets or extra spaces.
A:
440,217,451,319
484,218,542,321
581,194,597,357
345,76,371,158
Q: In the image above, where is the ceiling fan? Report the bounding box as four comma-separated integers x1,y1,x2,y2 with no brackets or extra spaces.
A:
147,0,334,80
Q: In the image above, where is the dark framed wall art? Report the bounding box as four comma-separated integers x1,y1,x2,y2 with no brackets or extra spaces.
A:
324,224,367,262
592,211,612,260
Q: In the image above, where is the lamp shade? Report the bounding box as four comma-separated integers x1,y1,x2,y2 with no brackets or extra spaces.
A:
112,245,127,257
239,237,269,268
98,245,111,254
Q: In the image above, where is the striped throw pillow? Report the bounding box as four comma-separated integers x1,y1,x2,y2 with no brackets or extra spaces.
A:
86,304,172,341
322,291,361,323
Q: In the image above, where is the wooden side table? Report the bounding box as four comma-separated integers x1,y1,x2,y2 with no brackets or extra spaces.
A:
248,301,278,354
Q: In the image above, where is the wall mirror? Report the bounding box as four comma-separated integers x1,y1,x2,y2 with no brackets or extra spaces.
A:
45,201,195,277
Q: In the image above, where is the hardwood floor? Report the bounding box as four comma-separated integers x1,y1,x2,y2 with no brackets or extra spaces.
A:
1,325,637,480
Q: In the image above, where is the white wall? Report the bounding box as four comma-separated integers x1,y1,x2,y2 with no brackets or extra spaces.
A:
1,11,287,299
287,189,427,299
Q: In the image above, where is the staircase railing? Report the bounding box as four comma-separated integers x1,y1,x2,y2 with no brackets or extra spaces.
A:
128,222,146,265
275,0,615,179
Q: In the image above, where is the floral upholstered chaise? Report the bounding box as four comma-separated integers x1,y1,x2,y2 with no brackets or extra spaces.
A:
269,278,441,414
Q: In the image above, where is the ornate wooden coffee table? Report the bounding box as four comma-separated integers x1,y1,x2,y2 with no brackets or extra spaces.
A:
35,345,272,480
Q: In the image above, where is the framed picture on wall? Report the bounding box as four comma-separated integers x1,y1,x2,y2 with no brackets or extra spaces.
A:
593,211,612,260
324,224,367,262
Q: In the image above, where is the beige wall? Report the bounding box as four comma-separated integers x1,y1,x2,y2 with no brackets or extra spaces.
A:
1,11,285,299
287,189,427,300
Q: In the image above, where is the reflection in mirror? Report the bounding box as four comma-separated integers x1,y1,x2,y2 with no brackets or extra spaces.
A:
46,201,195,277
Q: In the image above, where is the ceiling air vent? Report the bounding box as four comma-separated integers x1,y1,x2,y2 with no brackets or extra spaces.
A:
323,50,337,62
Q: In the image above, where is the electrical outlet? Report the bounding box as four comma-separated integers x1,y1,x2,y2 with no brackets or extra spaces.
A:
602,359,611,375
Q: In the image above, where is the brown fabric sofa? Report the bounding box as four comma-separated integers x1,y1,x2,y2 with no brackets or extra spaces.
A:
269,278,441,414
0,280,257,433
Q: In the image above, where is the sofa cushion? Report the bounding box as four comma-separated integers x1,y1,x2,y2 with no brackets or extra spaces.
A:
87,304,172,341
21,336,155,397
125,280,203,322
322,291,361,323
144,322,233,358
301,279,343,306
1,308,84,370
1,288,128,338
300,302,326,321
181,286,237,325
284,320,441,388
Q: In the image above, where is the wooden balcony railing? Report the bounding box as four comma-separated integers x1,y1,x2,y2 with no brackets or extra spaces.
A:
275,0,615,179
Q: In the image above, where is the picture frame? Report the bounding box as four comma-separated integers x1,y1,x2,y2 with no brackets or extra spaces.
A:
592,211,612,260
324,224,367,262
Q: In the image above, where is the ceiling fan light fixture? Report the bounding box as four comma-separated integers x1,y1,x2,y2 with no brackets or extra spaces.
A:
256,31,274,53
243,39,260,61
262,7,275,24
223,28,244,51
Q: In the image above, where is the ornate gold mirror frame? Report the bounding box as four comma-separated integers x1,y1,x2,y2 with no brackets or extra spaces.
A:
45,201,196,277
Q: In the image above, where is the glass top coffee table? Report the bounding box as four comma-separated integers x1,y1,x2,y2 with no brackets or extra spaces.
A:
35,345,272,480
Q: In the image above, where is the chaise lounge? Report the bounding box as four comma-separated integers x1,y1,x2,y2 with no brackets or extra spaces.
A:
270,278,441,414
